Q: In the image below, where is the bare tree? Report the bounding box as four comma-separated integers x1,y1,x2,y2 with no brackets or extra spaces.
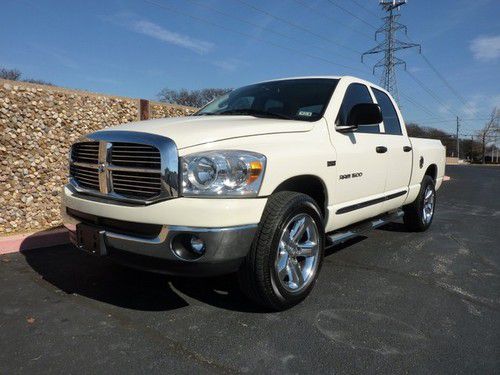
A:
21,78,54,86
0,68,21,81
477,108,499,164
0,67,54,86
158,87,231,108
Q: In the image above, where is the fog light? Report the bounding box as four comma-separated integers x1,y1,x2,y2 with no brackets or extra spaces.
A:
190,236,205,255
171,233,206,260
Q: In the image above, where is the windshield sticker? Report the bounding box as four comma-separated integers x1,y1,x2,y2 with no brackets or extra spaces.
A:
298,110,313,117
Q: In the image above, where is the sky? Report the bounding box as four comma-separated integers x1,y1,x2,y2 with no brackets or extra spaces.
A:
1,0,499,134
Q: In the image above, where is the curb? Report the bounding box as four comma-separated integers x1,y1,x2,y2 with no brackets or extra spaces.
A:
0,228,70,255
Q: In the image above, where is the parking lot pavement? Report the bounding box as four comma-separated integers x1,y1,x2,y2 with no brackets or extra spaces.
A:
1,165,499,374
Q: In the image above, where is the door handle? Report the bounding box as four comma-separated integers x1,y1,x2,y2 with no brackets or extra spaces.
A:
403,146,412,152
376,146,388,153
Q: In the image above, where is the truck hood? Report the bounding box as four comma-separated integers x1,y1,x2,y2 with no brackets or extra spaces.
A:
106,115,314,149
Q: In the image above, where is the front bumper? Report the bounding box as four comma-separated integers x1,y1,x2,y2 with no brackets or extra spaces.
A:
61,185,265,276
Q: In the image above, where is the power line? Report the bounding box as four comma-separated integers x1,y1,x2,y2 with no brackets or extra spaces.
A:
405,70,458,117
184,0,354,61
402,32,479,115
351,0,380,18
418,117,489,124
142,0,366,73
145,0,464,131
234,0,362,55
291,0,373,39
399,92,444,119
419,53,477,115
324,0,378,29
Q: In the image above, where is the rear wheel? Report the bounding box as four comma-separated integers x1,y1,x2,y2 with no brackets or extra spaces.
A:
403,175,436,232
238,192,324,311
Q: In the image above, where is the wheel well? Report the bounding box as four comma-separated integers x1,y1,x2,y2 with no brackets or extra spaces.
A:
272,175,327,217
425,164,437,181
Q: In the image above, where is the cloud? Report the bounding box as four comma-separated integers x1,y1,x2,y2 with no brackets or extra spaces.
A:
438,103,453,115
470,35,500,62
462,100,479,117
407,66,422,73
131,20,213,54
211,59,242,72
28,44,79,69
103,13,213,54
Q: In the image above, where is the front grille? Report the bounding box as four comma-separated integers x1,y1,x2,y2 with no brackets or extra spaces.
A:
69,164,99,190
71,142,99,163
111,143,161,169
111,170,161,198
69,140,166,202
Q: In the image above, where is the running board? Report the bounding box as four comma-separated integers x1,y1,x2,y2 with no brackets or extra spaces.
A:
326,209,404,247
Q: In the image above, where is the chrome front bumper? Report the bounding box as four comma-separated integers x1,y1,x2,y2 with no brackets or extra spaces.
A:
63,212,257,276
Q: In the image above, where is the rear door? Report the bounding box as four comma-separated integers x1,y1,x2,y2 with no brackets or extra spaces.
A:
371,87,412,210
329,83,389,229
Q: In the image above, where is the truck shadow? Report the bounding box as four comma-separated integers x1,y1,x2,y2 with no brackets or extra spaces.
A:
21,232,373,314
21,243,264,313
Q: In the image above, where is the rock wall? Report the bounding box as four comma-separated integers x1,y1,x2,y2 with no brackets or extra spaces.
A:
0,79,195,235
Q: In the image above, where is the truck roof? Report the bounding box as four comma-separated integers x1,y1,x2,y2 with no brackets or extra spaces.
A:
256,76,390,97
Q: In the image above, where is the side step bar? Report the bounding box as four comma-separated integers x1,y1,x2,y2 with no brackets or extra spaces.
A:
326,209,404,247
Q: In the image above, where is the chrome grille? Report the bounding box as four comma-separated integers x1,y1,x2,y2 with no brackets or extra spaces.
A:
68,132,177,204
111,143,161,169
111,170,162,198
71,142,99,163
69,164,99,190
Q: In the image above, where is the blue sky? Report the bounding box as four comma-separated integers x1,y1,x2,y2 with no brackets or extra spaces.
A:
1,0,499,133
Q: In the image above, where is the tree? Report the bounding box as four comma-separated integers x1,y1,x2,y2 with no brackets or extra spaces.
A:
22,78,54,86
477,108,499,164
0,67,54,86
158,87,232,108
0,68,21,81
406,122,457,156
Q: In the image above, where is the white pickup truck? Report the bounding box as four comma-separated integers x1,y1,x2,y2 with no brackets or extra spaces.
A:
62,76,445,310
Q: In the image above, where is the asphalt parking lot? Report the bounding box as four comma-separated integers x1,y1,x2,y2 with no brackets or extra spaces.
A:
1,165,499,374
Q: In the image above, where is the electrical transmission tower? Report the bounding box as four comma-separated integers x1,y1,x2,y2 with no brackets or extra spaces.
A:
362,0,420,102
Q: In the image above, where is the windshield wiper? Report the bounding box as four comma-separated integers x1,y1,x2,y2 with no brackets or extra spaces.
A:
218,109,293,120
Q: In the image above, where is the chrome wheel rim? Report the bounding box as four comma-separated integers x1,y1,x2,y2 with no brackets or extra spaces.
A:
275,213,320,293
422,186,435,224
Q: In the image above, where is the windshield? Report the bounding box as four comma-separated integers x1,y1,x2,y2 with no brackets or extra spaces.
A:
194,78,339,122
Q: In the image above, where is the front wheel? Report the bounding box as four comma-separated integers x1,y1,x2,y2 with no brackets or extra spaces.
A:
403,175,436,232
238,192,325,311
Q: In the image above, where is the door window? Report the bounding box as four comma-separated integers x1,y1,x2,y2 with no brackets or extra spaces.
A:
336,83,380,133
372,88,402,135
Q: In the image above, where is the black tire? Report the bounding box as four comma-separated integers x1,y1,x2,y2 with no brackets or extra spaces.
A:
403,175,436,232
238,191,325,311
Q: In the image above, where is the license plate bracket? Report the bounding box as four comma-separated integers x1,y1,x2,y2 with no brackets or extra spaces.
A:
76,224,107,256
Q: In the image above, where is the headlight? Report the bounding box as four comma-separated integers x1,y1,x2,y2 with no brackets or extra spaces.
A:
181,150,266,197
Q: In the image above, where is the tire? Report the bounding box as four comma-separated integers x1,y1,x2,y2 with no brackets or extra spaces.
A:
238,191,325,311
403,175,436,232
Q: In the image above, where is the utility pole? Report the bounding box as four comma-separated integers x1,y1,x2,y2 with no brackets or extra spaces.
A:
362,0,420,103
470,134,474,162
494,133,498,163
456,116,460,160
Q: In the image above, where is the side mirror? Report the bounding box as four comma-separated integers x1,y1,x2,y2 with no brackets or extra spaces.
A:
347,103,383,127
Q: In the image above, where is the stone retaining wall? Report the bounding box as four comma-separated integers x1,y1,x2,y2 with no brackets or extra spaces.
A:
0,79,195,235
